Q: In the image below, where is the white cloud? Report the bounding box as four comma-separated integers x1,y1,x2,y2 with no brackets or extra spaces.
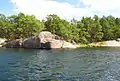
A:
81,0,120,17
10,0,120,20
82,0,120,12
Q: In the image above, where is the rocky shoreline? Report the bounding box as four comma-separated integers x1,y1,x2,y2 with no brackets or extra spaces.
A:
89,40,120,47
1,31,120,49
1,31,79,49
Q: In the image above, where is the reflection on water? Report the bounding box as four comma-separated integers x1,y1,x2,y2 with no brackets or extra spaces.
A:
1,47,120,80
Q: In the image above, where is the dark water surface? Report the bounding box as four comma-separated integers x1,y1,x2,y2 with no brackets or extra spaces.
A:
0,47,120,81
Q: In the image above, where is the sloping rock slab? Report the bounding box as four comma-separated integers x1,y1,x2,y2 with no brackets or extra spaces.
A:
4,31,78,49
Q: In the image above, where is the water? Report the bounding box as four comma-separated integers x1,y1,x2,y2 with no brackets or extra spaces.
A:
0,47,120,81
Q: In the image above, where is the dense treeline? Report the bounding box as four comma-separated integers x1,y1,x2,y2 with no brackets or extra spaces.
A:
0,13,120,44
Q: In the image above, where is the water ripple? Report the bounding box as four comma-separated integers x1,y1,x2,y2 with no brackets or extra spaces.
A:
1,48,120,80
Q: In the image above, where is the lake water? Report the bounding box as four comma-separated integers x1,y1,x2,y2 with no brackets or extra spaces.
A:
0,47,120,81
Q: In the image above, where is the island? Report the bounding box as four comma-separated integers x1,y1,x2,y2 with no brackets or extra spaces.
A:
0,13,120,48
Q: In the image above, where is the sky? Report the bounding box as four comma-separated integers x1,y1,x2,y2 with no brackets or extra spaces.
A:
0,0,14,14
1,0,120,20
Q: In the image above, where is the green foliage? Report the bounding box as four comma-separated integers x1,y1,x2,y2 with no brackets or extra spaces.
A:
44,14,72,41
0,13,44,40
0,13,120,44
44,14,120,44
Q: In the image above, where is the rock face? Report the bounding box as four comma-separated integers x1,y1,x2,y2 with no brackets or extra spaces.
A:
0,38,6,47
38,31,63,48
89,39,120,47
62,41,79,48
0,38,6,44
38,31,78,49
4,31,78,49
22,36,41,48
103,40,120,47
4,39,23,48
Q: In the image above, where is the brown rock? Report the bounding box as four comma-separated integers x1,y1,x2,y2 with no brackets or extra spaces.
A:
38,31,78,49
4,31,78,49
49,39,63,48
4,39,23,48
22,36,41,48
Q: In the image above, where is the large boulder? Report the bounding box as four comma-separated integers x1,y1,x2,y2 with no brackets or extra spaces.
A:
47,39,63,48
4,31,78,49
38,31,78,49
22,36,41,48
38,31,61,43
4,36,41,48
38,31,63,48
